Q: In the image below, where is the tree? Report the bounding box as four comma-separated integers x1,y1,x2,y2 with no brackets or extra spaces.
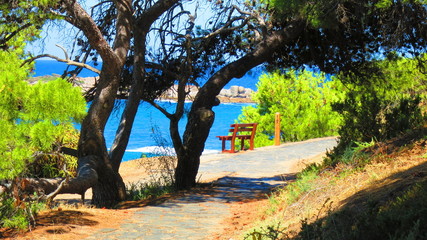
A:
19,0,183,207
19,0,427,204
238,70,343,146
173,0,427,189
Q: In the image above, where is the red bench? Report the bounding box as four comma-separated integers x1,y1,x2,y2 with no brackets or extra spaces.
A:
216,123,258,153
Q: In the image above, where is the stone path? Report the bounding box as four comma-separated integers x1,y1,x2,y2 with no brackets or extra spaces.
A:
86,137,337,240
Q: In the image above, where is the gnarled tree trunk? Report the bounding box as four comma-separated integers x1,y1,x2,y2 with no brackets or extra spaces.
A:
23,0,180,207
109,0,180,172
58,0,133,207
175,20,305,189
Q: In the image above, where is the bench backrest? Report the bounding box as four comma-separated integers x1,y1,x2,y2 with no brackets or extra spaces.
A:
229,123,258,139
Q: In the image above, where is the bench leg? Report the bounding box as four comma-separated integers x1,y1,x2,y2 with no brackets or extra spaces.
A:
230,139,235,153
221,139,226,152
249,140,254,150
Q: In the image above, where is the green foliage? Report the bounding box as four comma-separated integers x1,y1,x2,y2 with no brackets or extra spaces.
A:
126,181,174,201
0,50,86,181
27,125,80,178
262,0,427,29
0,0,58,50
285,164,320,204
261,0,342,27
244,223,286,240
0,193,45,230
375,0,427,8
238,70,342,147
333,56,427,150
324,140,374,167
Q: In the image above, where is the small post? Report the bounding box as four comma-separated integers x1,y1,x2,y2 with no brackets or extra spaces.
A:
275,112,281,146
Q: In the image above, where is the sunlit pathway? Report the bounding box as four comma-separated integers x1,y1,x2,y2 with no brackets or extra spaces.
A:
85,137,337,240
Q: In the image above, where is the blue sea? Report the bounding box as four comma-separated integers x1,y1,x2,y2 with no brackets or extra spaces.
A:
33,60,261,161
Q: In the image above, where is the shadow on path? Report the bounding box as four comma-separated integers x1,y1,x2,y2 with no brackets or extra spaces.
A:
85,137,336,240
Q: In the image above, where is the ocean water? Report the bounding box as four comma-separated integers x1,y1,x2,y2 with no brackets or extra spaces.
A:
34,60,260,161
101,100,255,161
33,60,263,90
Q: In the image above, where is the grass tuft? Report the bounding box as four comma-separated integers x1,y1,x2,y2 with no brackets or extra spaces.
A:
126,180,174,201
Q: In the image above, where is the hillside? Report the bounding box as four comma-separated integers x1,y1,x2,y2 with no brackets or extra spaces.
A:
228,129,427,239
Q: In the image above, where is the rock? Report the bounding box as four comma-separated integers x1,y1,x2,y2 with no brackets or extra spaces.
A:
75,78,255,103
220,89,231,97
229,86,239,97
238,86,245,94
245,88,254,98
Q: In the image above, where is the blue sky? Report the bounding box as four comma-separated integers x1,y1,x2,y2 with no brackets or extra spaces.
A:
27,0,98,57
27,0,212,58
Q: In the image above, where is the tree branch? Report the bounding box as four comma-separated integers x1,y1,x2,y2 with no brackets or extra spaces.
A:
1,22,32,47
22,155,99,197
23,45,101,74
195,16,251,41
40,177,68,202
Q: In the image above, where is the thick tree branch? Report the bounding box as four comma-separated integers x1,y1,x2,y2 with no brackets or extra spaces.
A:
23,155,99,197
59,0,118,63
194,19,306,108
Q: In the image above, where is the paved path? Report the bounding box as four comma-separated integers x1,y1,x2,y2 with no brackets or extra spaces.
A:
86,137,337,240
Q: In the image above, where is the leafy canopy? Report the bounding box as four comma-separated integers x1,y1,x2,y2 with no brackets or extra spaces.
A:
333,55,427,147
0,0,58,50
238,69,343,146
0,49,86,180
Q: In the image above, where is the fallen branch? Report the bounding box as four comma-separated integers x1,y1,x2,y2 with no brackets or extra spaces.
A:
22,155,99,197
40,177,69,203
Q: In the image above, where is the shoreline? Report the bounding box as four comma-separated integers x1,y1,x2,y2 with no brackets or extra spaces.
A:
29,75,256,104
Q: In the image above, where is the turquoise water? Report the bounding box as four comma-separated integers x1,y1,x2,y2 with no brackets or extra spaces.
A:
100,100,255,161
33,60,262,90
34,60,259,161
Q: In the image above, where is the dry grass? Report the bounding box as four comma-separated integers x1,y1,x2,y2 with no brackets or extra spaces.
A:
241,131,427,239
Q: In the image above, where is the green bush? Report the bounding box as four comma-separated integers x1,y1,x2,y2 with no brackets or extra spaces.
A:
0,42,86,231
331,56,427,158
126,181,174,201
27,125,79,178
238,70,343,147
0,53,86,181
0,192,45,230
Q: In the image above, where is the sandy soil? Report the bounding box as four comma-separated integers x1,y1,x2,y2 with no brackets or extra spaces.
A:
3,150,325,240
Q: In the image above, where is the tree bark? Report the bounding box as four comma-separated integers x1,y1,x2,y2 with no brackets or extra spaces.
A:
109,0,180,172
59,0,133,207
22,0,180,206
24,155,98,196
175,19,306,189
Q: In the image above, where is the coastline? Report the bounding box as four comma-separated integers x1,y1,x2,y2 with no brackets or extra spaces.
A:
74,76,256,104
28,75,256,103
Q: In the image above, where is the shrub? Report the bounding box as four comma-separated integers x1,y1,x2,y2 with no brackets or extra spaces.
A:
331,56,427,157
238,69,343,147
0,192,45,230
0,45,86,230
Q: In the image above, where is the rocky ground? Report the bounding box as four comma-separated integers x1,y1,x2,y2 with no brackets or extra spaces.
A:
73,76,255,103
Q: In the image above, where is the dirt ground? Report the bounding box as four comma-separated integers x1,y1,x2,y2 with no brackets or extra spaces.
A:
2,153,324,240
